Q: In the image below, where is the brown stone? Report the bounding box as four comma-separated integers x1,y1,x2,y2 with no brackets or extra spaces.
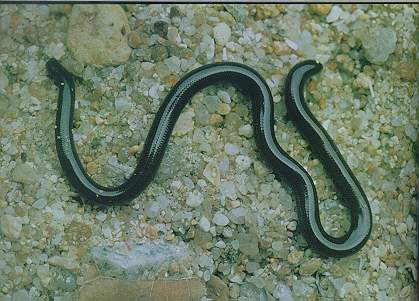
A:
207,275,229,301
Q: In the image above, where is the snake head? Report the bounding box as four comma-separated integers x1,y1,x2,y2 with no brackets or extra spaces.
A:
46,58,81,86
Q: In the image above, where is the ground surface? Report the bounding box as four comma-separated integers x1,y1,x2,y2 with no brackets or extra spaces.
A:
0,4,417,301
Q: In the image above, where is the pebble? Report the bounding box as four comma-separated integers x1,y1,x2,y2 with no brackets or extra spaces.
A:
238,124,253,138
173,110,194,136
273,282,294,301
0,214,22,240
186,190,203,207
45,42,66,60
203,161,220,186
48,255,79,271
164,56,181,73
360,26,397,64
230,284,240,299
253,161,268,177
67,5,132,65
298,258,322,276
127,31,142,48
331,278,354,299
217,90,231,103
235,155,252,171
150,44,169,61
209,114,223,126
229,207,248,225
213,213,229,226
217,103,231,115
245,261,260,274
213,22,231,46
207,275,229,301
153,20,169,38
12,162,37,184
32,198,47,209
204,95,221,113
224,143,239,155
167,26,179,43
115,97,132,110
144,201,161,217
326,6,342,23
287,250,304,265
198,216,211,232
399,61,417,81
220,181,237,200
0,68,8,90
36,264,51,286
12,289,31,301
309,4,332,16
237,233,259,256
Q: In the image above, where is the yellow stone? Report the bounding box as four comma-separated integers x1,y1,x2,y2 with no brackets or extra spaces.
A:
309,4,332,16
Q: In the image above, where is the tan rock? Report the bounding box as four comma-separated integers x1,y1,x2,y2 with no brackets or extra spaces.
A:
309,4,332,16
67,5,132,65
207,275,229,301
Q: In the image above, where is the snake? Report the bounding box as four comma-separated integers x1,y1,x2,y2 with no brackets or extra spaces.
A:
46,58,372,257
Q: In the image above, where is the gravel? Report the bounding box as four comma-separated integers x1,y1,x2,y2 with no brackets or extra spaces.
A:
0,4,417,301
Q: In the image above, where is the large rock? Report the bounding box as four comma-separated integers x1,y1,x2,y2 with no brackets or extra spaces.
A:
67,5,132,65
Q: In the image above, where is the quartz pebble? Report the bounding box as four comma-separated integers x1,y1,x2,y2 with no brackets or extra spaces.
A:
203,161,220,186
45,42,66,60
359,26,397,65
198,216,211,232
273,282,294,301
225,143,239,155
213,22,231,46
235,155,252,171
220,181,237,200
237,233,259,256
213,213,229,226
229,207,248,225
326,6,342,23
12,162,37,184
238,124,253,138
217,90,231,103
186,190,203,207
167,26,179,43
173,110,195,136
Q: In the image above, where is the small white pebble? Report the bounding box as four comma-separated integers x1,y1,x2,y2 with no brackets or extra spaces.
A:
225,143,239,155
213,22,231,46
326,6,342,23
238,124,253,138
186,190,203,207
235,155,252,171
213,212,229,226
199,216,211,232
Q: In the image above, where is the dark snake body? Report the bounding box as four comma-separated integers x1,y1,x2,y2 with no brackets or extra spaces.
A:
46,58,372,257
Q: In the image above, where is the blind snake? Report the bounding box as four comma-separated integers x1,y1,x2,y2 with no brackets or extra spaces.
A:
46,58,372,257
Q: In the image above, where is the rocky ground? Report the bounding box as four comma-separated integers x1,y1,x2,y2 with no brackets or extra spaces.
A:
0,4,417,301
